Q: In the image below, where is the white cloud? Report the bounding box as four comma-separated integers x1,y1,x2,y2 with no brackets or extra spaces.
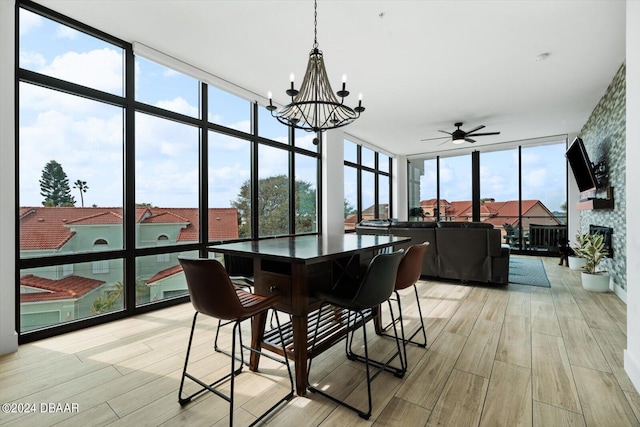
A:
258,145,289,178
19,9,42,36
20,51,46,69
55,24,80,40
40,48,123,93
155,97,199,117
523,168,548,188
521,151,542,165
19,106,124,207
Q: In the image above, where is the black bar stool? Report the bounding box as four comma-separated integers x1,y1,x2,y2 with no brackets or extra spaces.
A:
307,250,404,420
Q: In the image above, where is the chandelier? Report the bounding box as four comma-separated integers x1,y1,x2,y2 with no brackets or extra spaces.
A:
267,0,364,143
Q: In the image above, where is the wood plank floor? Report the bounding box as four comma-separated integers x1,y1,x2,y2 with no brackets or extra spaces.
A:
1,256,639,426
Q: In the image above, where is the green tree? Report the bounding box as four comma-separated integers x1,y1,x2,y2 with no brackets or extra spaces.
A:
344,199,357,218
295,180,317,233
231,175,316,237
39,160,75,207
73,179,89,207
90,282,122,314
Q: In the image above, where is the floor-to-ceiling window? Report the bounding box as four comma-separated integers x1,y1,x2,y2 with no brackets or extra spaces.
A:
16,1,320,340
343,139,393,231
409,139,567,254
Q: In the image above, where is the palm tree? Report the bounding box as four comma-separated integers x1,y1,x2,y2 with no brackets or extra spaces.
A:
73,179,89,207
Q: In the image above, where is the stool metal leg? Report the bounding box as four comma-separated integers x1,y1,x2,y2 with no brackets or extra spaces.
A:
178,309,294,426
382,286,427,348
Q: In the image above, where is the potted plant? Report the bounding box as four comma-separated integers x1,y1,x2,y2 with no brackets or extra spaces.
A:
568,232,588,270
572,231,610,292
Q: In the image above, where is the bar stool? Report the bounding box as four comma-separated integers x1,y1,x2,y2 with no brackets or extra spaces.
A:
214,254,255,365
381,242,429,368
178,257,294,426
307,250,404,420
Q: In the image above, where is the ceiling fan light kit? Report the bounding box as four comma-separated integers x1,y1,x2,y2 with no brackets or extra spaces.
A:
268,0,364,144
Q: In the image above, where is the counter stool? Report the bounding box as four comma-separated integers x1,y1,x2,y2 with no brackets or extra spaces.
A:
178,257,293,426
214,254,255,365
307,250,404,420
381,242,429,369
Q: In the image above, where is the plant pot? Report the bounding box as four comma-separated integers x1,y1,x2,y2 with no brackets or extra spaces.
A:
568,256,587,270
581,271,610,292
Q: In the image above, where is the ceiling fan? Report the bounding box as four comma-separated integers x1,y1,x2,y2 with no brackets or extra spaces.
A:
421,122,501,145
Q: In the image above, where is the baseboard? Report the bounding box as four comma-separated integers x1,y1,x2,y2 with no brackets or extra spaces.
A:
613,280,627,303
624,350,640,393
0,330,18,355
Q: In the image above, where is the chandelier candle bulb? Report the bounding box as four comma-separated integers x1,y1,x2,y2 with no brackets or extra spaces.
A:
355,93,365,113
266,91,276,111
286,73,299,97
337,74,349,98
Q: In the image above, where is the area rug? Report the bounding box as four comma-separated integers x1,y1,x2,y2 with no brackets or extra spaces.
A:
509,257,550,287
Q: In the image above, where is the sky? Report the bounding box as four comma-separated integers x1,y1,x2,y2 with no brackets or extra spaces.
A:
18,8,318,210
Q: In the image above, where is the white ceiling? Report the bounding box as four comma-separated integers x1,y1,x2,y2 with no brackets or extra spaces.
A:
36,0,626,157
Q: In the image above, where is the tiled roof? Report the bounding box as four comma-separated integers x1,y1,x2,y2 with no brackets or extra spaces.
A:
66,211,124,225
418,199,553,226
20,274,105,302
147,265,183,285
143,211,191,224
20,206,239,250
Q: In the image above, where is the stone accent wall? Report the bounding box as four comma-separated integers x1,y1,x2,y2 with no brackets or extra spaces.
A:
579,63,626,290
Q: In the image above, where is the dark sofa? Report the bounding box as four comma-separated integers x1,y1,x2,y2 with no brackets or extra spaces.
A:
356,220,510,285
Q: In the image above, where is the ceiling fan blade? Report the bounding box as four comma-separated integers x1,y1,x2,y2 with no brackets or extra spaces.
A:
420,136,450,141
465,131,501,137
465,138,476,143
465,125,485,134
438,139,452,146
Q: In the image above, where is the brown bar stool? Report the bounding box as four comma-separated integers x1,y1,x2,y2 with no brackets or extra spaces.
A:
381,242,430,369
307,250,404,420
178,257,293,426
214,254,255,365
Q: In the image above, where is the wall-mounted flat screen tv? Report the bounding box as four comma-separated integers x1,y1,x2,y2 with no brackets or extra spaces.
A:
566,136,598,193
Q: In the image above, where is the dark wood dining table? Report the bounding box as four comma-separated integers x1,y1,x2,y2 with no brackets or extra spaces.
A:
208,233,410,395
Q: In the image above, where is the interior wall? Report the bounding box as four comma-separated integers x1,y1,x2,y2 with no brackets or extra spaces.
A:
0,0,18,355
625,0,640,394
394,156,408,220
579,63,627,296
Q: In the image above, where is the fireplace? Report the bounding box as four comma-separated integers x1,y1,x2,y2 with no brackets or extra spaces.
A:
589,224,613,258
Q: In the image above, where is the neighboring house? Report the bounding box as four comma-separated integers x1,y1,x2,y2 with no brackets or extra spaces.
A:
419,198,564,245
146,265,187,301
19,206,239,330
20,274,105,332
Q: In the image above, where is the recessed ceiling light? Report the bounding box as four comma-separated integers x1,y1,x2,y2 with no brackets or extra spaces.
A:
535,52,551,62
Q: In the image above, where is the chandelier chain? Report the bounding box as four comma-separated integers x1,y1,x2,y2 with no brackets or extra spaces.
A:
313,0,318,49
